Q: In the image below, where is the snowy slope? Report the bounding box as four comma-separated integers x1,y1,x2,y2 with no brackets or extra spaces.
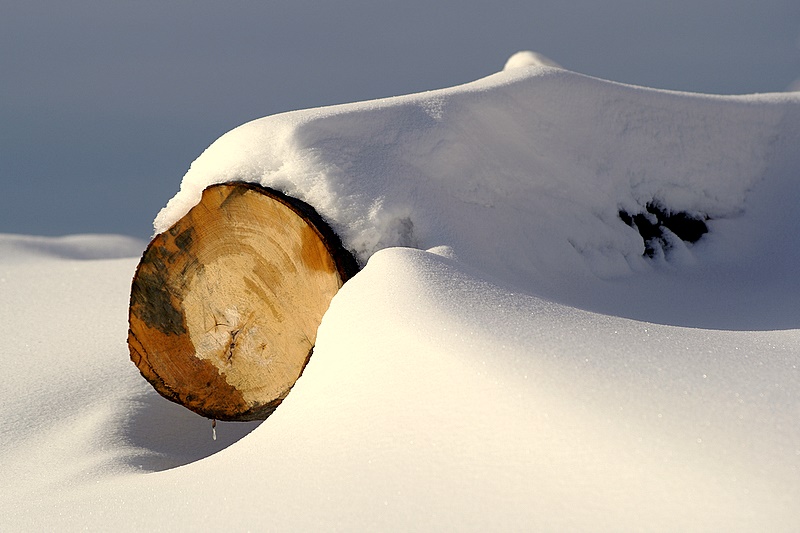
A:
157,64,800,328
2,61,800,531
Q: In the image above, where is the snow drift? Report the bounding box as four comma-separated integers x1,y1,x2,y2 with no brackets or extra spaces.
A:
2,58,800,531
157,64,800,328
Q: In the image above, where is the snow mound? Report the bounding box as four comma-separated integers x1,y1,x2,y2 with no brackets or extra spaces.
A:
0,233,146,262
155,66,800,328
2,238,799,531
2,65,800,532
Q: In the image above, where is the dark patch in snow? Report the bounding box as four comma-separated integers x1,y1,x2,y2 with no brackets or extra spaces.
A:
619,202,709,258
396,216,416,247
123,389,263,472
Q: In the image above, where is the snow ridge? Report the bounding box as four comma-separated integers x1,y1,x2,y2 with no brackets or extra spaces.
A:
155,65,800,326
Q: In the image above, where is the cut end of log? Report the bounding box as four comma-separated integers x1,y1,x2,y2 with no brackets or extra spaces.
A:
128,182,358,421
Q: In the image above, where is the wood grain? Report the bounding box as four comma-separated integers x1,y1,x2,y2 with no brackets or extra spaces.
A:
129,182,358,421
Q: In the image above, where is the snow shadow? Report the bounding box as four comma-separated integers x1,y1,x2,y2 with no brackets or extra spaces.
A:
121,388,262,472
0,234,146,261
422,246,800,332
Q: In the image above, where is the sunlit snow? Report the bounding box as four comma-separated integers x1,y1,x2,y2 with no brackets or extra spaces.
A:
2,56,799,531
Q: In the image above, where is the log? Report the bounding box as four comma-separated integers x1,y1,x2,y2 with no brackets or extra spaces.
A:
128,182,359,421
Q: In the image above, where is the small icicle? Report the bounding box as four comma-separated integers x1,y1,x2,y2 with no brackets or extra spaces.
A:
212,419,217,441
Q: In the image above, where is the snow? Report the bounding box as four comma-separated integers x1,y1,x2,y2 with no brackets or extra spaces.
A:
503,50,563,70
0,233,147,262
2,57,800,531
155,63,800,329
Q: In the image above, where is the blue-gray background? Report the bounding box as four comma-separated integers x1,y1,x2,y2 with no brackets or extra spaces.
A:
2,1,798,240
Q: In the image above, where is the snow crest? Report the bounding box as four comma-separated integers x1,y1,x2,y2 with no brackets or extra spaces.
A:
503,50,563,70
155,66,799,324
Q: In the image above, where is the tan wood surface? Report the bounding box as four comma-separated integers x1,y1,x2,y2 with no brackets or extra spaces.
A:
128,182,357,421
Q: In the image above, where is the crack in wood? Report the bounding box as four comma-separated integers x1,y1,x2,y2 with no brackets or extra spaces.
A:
227,329,240,363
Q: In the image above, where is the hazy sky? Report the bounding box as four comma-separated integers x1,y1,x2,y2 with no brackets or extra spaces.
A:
2,0,798,239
